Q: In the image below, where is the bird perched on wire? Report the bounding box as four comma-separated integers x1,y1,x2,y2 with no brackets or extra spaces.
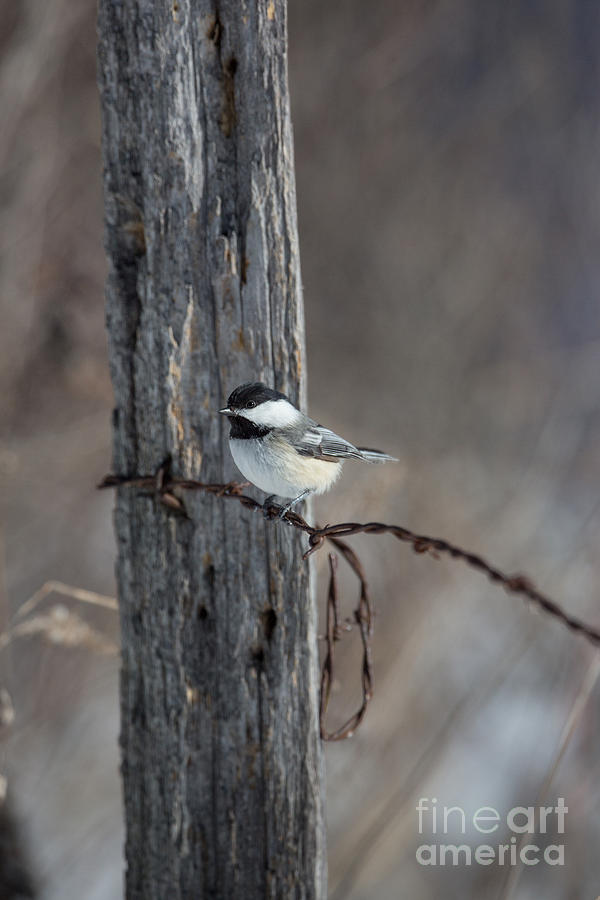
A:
219,382,397,518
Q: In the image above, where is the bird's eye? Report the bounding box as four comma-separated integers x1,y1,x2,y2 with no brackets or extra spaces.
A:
246,401,256,409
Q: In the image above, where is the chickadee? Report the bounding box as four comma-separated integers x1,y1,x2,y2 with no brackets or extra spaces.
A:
219,382,397,517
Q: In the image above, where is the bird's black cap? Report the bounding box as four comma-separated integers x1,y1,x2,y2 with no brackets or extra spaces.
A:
226,382,289,409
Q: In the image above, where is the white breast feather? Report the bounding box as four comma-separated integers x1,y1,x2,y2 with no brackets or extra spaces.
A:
229,434,342,498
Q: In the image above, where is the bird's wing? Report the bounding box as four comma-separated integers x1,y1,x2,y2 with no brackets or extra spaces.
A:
291,424,365,462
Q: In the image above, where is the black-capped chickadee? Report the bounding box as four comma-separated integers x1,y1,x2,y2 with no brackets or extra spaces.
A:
219,382,397,517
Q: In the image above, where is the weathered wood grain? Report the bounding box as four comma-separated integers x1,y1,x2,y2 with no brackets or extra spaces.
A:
97,1,325,896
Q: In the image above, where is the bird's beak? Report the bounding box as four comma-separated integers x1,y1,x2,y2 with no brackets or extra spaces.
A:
219,407,234,416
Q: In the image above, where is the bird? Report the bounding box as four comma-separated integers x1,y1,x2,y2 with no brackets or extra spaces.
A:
219,382,397,518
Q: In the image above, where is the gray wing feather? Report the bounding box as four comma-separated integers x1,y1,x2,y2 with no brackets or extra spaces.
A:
292,425,365,461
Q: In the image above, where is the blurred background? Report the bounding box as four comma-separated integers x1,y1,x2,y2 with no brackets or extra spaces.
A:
1,1,600,897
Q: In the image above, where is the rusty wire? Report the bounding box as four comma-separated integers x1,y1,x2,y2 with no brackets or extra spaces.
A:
319,539,374,740
99,472,600,740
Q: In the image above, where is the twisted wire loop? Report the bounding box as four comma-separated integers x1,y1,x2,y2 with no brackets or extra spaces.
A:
99,472,600,740
319,542,373,741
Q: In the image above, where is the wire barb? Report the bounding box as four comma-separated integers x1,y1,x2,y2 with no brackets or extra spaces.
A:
98,472,600,739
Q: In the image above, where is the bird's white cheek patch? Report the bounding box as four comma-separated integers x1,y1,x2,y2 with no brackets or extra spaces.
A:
241,399,301,427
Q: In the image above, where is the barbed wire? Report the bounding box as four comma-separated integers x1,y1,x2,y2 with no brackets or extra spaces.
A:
99,472,600,739
319,541,374,741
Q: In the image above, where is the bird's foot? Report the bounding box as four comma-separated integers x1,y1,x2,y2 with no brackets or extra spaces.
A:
278,490,312,521
262,495,280,519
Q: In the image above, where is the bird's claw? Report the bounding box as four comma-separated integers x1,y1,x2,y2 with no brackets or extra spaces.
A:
262,496,280,520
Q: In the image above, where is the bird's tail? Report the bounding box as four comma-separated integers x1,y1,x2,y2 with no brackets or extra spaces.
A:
357,447,398,464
